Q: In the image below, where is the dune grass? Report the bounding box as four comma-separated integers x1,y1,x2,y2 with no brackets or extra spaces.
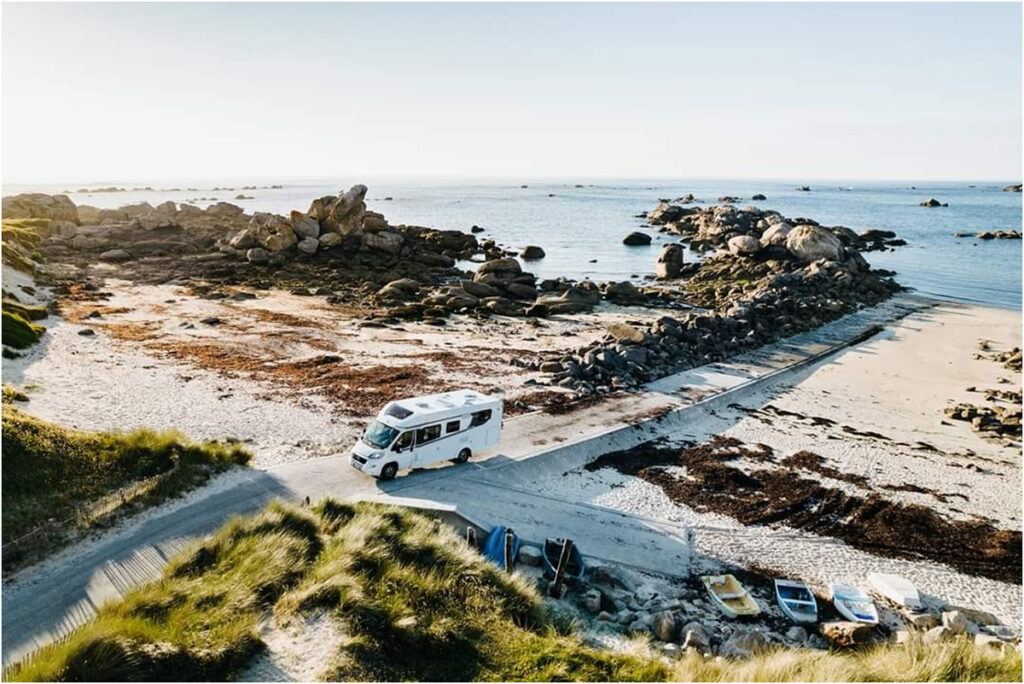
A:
1,406,251,571
6,499,1020,682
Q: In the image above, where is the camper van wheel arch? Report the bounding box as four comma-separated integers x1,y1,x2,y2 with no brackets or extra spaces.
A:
379,462,398,481
454,448,471,464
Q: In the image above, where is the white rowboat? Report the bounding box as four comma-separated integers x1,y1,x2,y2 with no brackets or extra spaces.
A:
829,583,879,625
775,579,818,624
867,573,922,610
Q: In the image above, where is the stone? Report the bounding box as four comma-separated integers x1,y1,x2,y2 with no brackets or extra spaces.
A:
606,322,645,343
296,237,319,255
785,224,843,262
477,257,522,277
974,634,1007,652
292,214,320,240
728,235,761,256
627,613,653,634
134,212,177,231
655,243,684,279
581,589,603,614
505,283,537,300
604,280,644,304
517,545,542,566
923,626,953,644
590,565,636,592
920,198,946,207
622,231,652,246
785,626,808,643
681,622,710,651
460,279,502,299
752,193,767,201
77,328,96,336
760,222,793,246
941,610,969,634
907,612,939,630
520,245,546,260
651,610,676,642
616,610,638,625
362,230,404,254
99,248,131,262
648,202,686,224
720,627,768,658
318,232,344,248
661,643,681,658
944,606,999,626
245,248,269,264
895,629,912,645
597,611,615,622
820,621,873,648
229,226,259,250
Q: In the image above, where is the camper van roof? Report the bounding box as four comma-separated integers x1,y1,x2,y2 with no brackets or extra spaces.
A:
380,390,499,427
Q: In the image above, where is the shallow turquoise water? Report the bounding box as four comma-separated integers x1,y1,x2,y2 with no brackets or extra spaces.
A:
10,179,1021,309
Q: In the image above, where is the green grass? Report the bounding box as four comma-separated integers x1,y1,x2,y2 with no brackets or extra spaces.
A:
1,406,251,571
2,384,29,404
7,500,1020,682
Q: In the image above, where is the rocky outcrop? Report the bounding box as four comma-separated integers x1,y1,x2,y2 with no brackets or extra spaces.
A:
920,198,948,207
3,193,79,223
649,203,904,256
1001,184,1021,192
520,245,546,260
655,243,684,279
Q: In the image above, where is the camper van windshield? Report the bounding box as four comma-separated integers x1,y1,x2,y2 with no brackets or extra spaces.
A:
363,421,399,449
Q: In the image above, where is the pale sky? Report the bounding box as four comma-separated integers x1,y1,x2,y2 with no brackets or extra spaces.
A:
2,2,1021,184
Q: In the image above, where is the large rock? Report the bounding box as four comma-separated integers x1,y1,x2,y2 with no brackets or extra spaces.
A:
229,226,259,250
460,279,502,299
648,202,686,225
520,245,545,260
719,627,768,658
650,610,676,642
681,622,711,651
622,231,652,246
2,193,79,222
820,621,873,648
361,230,404,254
296,237,319,255
132,212,178,231
728,234,760,256
246,248,269,264
785,224,843,262
604,280,643,304
655,243,684,279
923,626,953,644
920,198,946,207
590,565,636,592
251,213,297,252
291,213,320,240
760,222,792,246
941,610,970,634
318,232,344,248
477,257,522,277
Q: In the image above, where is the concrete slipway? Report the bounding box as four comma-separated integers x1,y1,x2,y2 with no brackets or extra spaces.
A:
1,295,929,666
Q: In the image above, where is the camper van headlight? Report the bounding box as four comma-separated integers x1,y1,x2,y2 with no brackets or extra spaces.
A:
366,451,383,460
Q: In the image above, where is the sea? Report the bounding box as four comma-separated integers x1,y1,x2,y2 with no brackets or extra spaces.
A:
5,179,1022,310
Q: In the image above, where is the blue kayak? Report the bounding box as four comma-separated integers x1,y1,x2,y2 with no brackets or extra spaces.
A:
482,526,520,571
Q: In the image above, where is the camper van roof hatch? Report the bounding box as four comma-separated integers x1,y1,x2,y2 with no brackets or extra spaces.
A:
385,404,414,419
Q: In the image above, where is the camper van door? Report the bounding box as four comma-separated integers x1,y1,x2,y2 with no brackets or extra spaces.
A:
413,423,443,467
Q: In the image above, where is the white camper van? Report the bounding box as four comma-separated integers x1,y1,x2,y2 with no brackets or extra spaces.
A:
349,390,503,480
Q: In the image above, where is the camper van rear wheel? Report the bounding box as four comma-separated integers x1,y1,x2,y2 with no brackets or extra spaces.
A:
379,462,398,481
454,448,471,464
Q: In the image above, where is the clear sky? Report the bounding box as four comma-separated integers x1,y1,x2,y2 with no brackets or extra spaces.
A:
2,2,1021,184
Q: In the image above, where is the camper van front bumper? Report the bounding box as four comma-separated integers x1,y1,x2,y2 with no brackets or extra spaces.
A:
350,452,381,475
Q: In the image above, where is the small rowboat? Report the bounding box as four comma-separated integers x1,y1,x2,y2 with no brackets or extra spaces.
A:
702,574,761,618
482,526,520,572
775,579,818,624
829,583,879,624
867,573,922,610
542,538,584,580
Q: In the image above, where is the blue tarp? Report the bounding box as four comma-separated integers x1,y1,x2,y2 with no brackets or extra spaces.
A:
482,526,520,570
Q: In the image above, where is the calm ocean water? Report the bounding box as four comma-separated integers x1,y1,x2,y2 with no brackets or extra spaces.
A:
7,179,1022,309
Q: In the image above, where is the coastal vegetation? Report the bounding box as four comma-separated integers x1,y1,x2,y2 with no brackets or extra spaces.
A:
5,500,1020,682
1,406,251,572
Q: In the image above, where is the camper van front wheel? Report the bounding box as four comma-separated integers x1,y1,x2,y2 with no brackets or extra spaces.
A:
454,448,471,464
379,463,398,481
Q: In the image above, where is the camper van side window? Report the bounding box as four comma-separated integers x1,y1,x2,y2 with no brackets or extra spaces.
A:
416,424,441,444
446,420,461,434
470,410,492,427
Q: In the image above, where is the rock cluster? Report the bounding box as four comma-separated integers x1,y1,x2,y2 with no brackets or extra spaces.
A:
533,207,900,392
920,198,948,207
646,203,905,255
954,230,1022,240
2,193,79,223
944,402,1021,441
1002,184,1022,192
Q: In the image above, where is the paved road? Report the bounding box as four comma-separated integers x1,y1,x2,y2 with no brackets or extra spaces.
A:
1,296,929,666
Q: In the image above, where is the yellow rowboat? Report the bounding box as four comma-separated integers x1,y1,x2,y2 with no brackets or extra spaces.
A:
702,574,761,618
